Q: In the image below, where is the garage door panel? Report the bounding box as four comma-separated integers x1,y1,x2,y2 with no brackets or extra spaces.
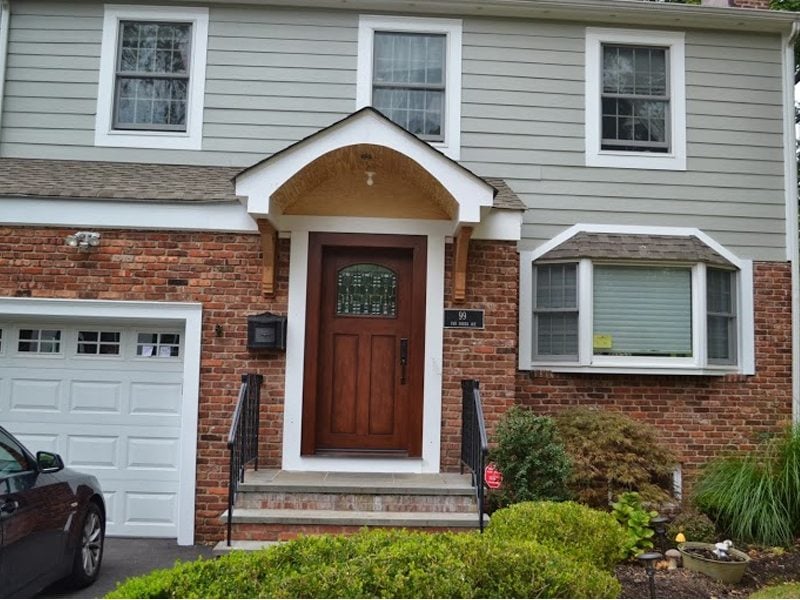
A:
0,322,185,538
127,437,179,471
69,380,123,413
130,382,182,415
9,378,61,412
67,435,119,469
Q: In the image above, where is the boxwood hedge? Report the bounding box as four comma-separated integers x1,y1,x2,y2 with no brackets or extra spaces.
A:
486,500,628,571
106,527,621,599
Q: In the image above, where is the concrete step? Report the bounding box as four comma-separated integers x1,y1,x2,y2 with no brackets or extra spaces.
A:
212,540,281,555
236,490,478,512
239,469,475,496
223,508,483,528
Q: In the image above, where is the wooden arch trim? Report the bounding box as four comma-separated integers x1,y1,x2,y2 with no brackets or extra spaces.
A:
453,226,473,303
258,219,278,297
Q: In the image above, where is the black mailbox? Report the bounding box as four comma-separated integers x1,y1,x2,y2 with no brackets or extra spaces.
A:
247,312,287,351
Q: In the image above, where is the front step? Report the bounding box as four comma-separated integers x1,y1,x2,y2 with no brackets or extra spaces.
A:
221,470,485,543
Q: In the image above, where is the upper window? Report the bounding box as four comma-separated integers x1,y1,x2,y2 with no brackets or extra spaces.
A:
18,329,61,354
585,29,686,170
77,331,122,356
136,332,181,358
95,5,208,150
357,15,462,160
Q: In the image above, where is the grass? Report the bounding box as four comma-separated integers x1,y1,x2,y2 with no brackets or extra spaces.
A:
694,425,800,547
751,581,800,599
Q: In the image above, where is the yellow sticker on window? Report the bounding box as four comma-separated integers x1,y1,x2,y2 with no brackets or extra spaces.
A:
593,334,613,349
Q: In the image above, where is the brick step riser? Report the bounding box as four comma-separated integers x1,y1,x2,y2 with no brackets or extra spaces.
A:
236,492,478,512
231,522,475,542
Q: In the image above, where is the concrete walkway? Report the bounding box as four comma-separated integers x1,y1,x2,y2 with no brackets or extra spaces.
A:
39,537,213,599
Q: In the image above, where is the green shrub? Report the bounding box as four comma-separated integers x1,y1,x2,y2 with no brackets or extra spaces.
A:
106,528,621,599
486,501,627,570
489,407,572,508
611,492,657,559
751,581,800,599
694,425,800,547
667,509,718,543
554,408,677,508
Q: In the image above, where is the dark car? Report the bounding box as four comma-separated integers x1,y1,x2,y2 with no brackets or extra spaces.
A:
0,426,105,598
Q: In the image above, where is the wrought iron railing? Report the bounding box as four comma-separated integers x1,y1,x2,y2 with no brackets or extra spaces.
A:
226,373,263,546
460,379,489,532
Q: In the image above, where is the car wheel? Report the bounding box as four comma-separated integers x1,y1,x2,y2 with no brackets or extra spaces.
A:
68,502,104,588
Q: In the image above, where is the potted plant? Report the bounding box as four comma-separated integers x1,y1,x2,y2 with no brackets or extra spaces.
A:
678,540,750,584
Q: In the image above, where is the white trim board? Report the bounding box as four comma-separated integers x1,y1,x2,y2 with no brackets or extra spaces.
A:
585,28,686,171
0,297,202,545
281,218,447,473
0,197,259,233
94,5,209,150
356,15,462,161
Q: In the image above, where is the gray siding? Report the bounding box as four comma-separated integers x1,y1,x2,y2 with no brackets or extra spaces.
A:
0,1,789,260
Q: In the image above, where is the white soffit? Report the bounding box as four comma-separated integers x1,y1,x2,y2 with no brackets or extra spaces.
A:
234,109,494,224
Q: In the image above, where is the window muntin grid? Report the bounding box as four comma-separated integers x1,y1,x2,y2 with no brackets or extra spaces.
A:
372,32,446,140
707,268,737,364
113,21,191,130
18,329,62,354
601,44,669,153
136,332,181,358
77,331,122,356
533,264,579,359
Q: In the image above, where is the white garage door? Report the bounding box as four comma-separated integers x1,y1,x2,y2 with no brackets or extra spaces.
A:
0,321,185,538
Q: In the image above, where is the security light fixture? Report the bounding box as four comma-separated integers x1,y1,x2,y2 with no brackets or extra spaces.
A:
65,231,101,250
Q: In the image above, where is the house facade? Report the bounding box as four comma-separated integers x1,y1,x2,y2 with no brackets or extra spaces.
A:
0,0,797,545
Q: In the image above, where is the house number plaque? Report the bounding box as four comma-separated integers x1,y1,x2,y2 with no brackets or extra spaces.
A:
444,309,484,329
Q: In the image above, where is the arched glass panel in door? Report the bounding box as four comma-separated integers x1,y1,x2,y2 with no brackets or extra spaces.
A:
336,264,397,317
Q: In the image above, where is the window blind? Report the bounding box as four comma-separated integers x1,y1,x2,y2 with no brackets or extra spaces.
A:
593,265,691,356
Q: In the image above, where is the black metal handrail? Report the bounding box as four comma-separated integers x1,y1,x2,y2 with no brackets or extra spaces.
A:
460,379,489,532
226,373,263,546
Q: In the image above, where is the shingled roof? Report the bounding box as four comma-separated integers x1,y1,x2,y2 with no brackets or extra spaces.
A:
0,157,523,211
537,232,734,266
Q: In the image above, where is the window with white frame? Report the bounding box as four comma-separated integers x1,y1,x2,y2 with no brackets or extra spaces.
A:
521,228,754,375
585,28,686,170
357,15,462,160
18,329,62,354
95,5,208,150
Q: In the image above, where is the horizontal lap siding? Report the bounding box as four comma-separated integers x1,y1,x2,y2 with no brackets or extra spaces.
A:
0,3,788,260
460,19,786,260
1,1,357,165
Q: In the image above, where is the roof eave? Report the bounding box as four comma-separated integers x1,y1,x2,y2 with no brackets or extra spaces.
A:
156,0,799,34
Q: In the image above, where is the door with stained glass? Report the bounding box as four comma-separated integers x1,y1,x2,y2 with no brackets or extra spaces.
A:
302,233,426,456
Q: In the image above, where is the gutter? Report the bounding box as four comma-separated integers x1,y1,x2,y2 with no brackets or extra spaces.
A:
783,20,800,425
0,0,9,136
157,0,799,33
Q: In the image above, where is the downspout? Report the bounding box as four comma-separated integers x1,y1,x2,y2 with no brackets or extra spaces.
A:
0,0,10,136
783,21,800,424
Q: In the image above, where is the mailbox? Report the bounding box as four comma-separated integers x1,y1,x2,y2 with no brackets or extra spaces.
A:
247,312,287,351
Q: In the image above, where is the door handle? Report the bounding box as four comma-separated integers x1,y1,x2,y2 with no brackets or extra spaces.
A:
399,338,408,385
0,499,19,516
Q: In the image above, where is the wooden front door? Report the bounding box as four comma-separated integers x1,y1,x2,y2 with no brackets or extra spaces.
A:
302,233,426,457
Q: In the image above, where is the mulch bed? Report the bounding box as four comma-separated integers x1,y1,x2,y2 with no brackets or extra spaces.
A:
617,543,800,598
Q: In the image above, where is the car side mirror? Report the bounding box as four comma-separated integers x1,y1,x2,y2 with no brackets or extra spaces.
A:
36,451,64,473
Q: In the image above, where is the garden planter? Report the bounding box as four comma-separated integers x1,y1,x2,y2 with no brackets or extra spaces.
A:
678,542,751,584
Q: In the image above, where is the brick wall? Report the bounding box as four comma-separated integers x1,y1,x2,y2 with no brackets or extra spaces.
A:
0,226,289,542
516,262,793,490
731,0,771,9
440,240,519,471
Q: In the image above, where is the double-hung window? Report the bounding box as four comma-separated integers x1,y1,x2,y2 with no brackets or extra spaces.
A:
95,6,209,150
521,228,754,375
586,29,686,170
357,16,462,160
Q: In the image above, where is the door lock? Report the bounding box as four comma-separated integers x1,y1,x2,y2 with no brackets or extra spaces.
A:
400,338,408,385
